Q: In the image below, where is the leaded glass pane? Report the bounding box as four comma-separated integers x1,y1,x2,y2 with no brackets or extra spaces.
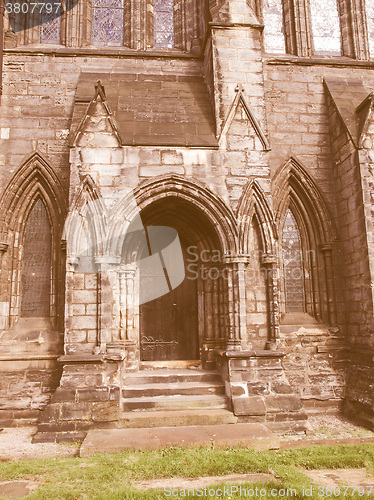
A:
309,0,341,55
283,210,305,313
263,0,286,54
365,0,374,58
94,0,123,7
154,0,174,9
92,0,124,46
40,0,62,44
154,0,174,48
21,199,51,318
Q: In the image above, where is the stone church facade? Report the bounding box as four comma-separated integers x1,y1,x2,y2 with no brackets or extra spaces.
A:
0,0,373,441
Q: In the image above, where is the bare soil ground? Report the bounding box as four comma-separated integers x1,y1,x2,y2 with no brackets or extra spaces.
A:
0,427,80,461
284,414,374,441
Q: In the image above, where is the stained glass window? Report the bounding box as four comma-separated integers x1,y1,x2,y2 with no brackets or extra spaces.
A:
40,0,62,44
365,0,374,58
263,0,286,54
92,0,124,46
309,0,341,55
282,210,305,313
154,0,174,49
21,199,51,318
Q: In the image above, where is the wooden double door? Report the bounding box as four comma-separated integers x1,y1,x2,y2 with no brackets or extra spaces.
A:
139,253,199,361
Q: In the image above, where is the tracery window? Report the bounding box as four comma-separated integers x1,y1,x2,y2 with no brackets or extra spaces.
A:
4,0,205,52
92,0,124,46
39,0,62,44
262,0,286,54
365,0,374,58
309,0,341,55
282,209,305,313
154,0,175,48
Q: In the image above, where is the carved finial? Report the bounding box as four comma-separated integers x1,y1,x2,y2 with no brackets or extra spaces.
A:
95,80,106,97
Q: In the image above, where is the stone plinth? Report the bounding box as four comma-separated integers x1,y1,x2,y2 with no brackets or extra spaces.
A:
32,354,125,443
216,350,309,434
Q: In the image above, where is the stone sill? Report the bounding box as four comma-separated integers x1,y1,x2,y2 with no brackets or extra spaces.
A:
58,354,124,364
209,22,264,30
0,354,60,361
216,349,285,359
265,55,374,69
4,46,200,60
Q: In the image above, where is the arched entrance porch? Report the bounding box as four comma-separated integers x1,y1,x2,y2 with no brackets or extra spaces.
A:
121,195,228,367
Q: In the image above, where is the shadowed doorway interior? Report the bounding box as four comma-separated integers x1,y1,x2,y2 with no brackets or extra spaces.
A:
121,196,224,363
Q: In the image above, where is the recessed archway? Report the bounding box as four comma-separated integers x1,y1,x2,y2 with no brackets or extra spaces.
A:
121,195,227,366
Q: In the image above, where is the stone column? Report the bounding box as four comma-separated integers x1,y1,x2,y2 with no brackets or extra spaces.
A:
203,276,214,341
223,256,248,351
119,269,136,340
94,256,121,353
118,267,138,370
282,0,313,56
218,272,226,346
202,272,215,368
320,244,337,326
310,249,322,322
261,254,280,349
212,276,219,339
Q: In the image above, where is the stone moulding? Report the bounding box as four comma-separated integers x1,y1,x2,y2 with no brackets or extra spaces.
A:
219,84,270,151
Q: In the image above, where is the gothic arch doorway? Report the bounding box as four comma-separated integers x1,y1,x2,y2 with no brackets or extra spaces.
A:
121,196,225,365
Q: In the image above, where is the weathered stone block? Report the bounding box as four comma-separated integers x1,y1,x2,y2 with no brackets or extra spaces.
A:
265,395,304,413
77,388,109,402
60,402,91,421
232,396,266,416
231,384,246,397
246,382,269,395
50,388,76,403
270,382,294,395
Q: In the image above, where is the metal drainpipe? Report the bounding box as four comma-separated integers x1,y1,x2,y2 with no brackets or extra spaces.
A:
0,0,4,101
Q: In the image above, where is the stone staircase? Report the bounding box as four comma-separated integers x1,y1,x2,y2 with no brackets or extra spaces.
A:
119,368,236,428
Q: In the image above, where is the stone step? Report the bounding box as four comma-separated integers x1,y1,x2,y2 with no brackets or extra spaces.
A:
79,423,280,456
123,369,222,385
122,394,230,412
122,381,225,398
118,409,238,428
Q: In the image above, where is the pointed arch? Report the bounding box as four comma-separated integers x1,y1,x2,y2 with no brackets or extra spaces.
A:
273,156,337,323
64,175,107,259
0,152,68,329
0,151,67,242
273,156,336,245
107,174,239,258
237,179,277,256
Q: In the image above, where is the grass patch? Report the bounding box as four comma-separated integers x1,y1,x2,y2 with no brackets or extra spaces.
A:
0,443,373,499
